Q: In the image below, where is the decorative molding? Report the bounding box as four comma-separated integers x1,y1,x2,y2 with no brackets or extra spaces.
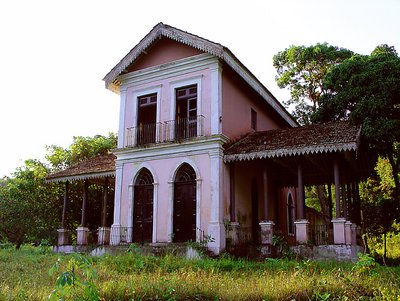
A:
224,142,358,163
119,54,217,89
46,171,115,183
114,135,229,163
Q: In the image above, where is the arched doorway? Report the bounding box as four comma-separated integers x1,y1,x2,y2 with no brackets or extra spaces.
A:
173,163,196,242
133,169,154,244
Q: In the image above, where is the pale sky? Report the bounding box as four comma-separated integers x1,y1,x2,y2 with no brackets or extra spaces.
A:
0,0,399,177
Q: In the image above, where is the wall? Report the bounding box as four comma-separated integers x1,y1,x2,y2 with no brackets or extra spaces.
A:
119,152,212,242
221,65,287,140
127,38,203,72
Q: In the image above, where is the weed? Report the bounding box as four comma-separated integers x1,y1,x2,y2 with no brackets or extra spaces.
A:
48,253,99,301
352,253,377,276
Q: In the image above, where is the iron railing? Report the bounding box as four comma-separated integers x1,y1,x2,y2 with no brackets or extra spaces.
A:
125,115,205,147
309,224,333,245
110,226,133,245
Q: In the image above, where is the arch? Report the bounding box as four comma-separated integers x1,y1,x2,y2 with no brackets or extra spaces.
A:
135,168,153,185
127,164,158,244
168,158,201,183
287,191,295,235
173,163,197,242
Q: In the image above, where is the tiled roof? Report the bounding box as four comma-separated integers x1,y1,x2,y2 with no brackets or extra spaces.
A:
46,153,116,182
224,121,361,162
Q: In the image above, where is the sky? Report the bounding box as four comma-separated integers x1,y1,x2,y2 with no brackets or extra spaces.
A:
0,0,399,177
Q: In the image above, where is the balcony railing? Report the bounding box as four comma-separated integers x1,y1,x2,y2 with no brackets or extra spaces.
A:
125,115,205,147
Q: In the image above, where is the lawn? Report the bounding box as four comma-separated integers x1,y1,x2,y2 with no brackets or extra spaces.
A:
0,245,399,300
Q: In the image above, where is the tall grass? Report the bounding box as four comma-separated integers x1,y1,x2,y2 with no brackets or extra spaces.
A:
0,245,399,300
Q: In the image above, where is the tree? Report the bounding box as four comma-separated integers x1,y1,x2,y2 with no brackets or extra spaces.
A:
0,133,118,248
273,43,353,125
316,45,400,200
314,45,400,260
46,133,118,171
0,160,61,248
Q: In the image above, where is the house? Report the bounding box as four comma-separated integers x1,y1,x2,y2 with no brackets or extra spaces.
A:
50,23,369,259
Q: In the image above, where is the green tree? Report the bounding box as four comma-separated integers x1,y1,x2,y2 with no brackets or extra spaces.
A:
316,45,400,200
273,43,353,125
46,133,118,171
0,160,61,248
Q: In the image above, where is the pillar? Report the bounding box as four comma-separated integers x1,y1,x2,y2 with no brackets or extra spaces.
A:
345,221,353,245
334,159,341,218
297,164,305,220
208,150,225,254
111,162,123,245
58,181,71,246
77,179,90,245
229,163,236,222
98,177,111,245
294,220,310,244
332,218,346,244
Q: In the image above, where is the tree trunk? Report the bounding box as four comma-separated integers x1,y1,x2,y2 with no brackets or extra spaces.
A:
388,152,399,202
383,231,387,265
317,185,331,227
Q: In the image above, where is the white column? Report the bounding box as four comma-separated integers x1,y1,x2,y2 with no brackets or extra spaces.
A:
332,218,346,244
208,149,225,254
111,162,123,245
152,183,159,243
294,220,309,244
118,87,127,148
167,181,174,243
210,63,222,135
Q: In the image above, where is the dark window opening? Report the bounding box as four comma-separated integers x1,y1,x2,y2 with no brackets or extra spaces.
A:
137,93,157,145
175,85,197,139
288,193,295,235
251,108,257,131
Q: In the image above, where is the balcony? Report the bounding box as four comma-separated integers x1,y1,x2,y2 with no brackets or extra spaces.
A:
125,115,205,147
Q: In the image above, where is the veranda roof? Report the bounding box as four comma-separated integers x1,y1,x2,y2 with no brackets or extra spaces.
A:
46,153,116,183
224,121,361,163
103,22,297,127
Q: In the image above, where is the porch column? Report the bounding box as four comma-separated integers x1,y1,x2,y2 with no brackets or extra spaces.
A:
208,149,225,254
295,164,308,244
77,179,90,245
98,177,111,245
332,159,346,244
111,162,123,245
334,159,341,218
57,181,71,246
228,163,240,246
296,164,305,219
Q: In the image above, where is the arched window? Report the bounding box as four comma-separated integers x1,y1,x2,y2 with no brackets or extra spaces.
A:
175,163,196,182
135,169,153,185
287,193,295,235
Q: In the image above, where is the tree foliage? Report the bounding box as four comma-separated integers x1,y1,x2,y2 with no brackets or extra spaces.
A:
273,43,353,124
0,133,117,247
316,45,400,199
46,133,118,171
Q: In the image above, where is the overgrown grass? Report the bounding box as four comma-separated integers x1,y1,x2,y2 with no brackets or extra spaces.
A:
0,245,399,300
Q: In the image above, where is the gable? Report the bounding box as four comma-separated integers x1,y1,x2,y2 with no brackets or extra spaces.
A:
125,37,204,73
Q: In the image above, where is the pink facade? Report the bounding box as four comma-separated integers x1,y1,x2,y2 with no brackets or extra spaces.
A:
104,23,297,254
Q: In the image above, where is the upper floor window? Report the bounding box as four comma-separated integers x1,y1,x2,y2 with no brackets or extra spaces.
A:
136,93,157,145
175,85,198,139
251,108,257,131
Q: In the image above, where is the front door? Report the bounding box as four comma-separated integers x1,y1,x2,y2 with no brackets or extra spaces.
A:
133,169,154,244
173,164,197,242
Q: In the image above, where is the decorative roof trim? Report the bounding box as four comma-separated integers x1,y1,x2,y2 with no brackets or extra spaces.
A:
103,23,297,127
224,142,358,163
46,171,115,183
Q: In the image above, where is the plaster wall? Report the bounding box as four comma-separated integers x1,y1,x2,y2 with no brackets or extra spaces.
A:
122,66,213,146
221,66,284,140
118,152,212,242
127,38,203,72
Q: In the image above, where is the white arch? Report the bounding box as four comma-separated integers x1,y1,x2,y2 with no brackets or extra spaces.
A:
127,162,159,244
167,158,202,242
